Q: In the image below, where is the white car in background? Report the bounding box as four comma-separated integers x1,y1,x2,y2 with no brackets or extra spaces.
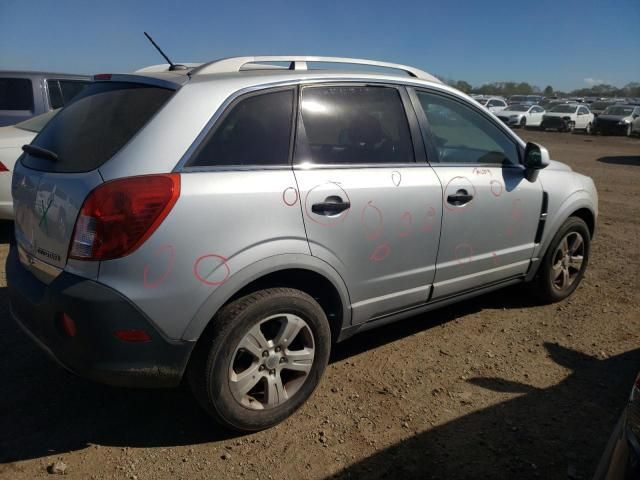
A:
475,96,508,113
496,104,545,128
0,110,58,219
540,104,594,133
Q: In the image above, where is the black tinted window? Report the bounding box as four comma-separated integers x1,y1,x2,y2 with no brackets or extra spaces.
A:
298,86,413,164
189,89,294,167
47,80,64,109
0,78,34,110
60,80,89,104
417,91,519,165
23,82,173,173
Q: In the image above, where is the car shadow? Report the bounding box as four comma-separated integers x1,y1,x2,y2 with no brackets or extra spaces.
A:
0,283,546,464
0,221,14,245
597,156,640,166
329,343,640,480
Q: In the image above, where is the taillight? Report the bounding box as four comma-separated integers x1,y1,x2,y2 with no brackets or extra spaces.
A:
0,162,8,172
69,174,180,260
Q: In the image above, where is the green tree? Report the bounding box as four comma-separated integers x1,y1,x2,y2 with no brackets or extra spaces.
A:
543,85,554,96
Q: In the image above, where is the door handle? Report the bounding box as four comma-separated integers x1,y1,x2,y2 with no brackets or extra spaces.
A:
447,189,473,206
312,196,351,216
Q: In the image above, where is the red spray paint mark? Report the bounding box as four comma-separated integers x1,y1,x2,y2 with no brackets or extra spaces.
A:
420,206,437,233
454,243,474,264
391,170,402,187
511,198,523,222
193,254,231,286
361,201,384,240
398,211,412,238
370,244,391,262
492,252,500,266
282,187,298,206
490,180,503,197
143,244,176,289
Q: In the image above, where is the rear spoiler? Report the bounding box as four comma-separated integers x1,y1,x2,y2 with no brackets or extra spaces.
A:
92,72,188,89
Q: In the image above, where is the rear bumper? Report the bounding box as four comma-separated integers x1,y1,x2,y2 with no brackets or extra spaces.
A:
594,122,628,135
6,244,194,387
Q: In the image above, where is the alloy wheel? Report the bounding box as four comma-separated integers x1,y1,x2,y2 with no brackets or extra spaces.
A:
550,231,585,292
228,313,315,410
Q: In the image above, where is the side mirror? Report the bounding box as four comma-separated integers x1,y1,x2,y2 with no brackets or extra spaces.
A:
523,142,550,182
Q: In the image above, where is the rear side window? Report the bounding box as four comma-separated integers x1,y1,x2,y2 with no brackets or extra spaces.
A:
0,78,34,110
188,89,294,167
298,86,414,164
417,91,519,165
22,82,173,173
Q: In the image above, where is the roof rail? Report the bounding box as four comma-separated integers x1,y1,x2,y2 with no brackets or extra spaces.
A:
191,56,441,83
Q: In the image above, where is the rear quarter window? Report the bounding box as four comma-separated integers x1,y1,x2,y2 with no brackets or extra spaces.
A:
22,82,173,173
0,78,34,111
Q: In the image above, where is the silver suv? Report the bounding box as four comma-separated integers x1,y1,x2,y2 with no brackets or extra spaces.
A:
8,56,598,432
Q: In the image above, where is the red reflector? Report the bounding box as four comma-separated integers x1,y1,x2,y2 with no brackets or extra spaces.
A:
94,73,112,80
114,329,151,342
60,313,77,337
0,162,8,172
69,174,180,260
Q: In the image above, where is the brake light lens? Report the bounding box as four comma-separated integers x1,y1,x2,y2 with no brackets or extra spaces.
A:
114,329,151,342
0,162,8,172
69,174,180,260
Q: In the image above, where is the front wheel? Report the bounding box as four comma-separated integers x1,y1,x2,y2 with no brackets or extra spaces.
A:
567,121,576,133
534,217,590,303
520,117,527,129
188,288,331,432
626,124,633,137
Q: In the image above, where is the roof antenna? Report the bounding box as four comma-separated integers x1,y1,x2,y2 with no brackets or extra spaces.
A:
143,32,187,71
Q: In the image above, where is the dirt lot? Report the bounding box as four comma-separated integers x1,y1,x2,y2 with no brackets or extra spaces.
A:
1,131,639,480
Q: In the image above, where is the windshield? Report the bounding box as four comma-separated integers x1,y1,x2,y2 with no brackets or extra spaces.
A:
506,105,529,112
603,106,634,116
550,105,577,113
15,109,59,133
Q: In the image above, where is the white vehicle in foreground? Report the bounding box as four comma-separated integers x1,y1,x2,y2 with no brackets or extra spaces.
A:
0,110,58,219
540,104,594,133
475,96,508,113
496,104,545,128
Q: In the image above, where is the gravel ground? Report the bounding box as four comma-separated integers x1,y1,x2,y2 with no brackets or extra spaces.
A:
0,130,639,480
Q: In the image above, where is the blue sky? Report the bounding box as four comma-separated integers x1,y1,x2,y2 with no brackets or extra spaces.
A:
0,0,638,91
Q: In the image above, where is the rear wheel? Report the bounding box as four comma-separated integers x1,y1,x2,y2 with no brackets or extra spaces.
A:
534,217,590,303
585,122,593,135
188,288,331,432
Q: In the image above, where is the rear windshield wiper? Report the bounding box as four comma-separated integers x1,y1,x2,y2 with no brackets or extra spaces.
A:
22,144,58,162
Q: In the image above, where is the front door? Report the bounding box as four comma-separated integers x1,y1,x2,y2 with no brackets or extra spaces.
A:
293,84,443,324
410,88,543,299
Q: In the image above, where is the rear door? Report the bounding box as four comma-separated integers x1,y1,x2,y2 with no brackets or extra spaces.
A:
12,81,175,273
409,88,543,299
292,84,443,325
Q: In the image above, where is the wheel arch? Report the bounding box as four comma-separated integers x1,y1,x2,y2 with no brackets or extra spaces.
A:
181,254,351,344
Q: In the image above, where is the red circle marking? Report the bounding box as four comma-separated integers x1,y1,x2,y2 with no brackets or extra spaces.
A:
490,180,503,197
193,254,231,286
370,244,391,262
304,182,351,227
143,245,176,289
444,176,477,212
398,211,412,238
421,206,437,232
361,201,384,240
454,243,474,264
282,187,298,206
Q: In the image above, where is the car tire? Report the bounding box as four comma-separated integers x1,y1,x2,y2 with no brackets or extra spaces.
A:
188,288,331,432
585,122,593,135
626,124,632,137
567,121,575,133
520,117,527,129
534,217,590,303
